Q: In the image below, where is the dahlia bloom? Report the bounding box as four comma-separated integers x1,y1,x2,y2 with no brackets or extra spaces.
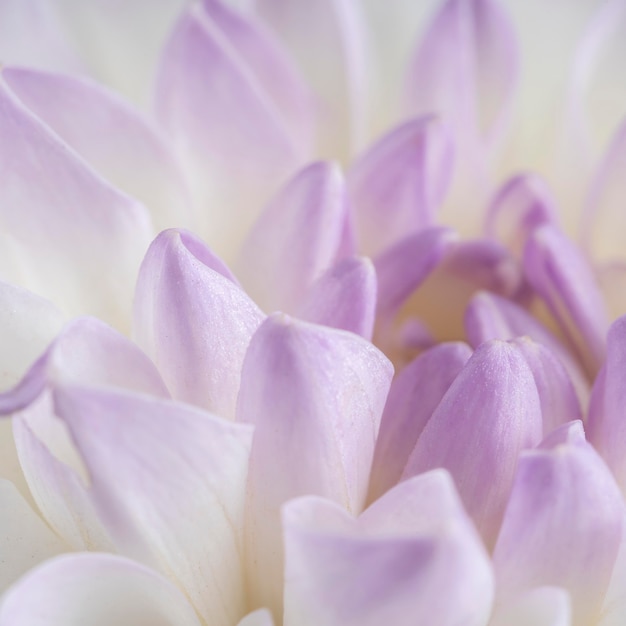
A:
0,0,625,625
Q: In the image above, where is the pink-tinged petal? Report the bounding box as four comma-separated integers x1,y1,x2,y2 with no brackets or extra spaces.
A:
490,587,572,626
523,224,609,376
0,0,82,75
0,76,152,330
406,0,519,153
53,386,253,626
55,0,188,107
0,479,67,593
0,553,201,626
597,262,626,322
486,174,558,256
155,2,306,259
493,424,623,626
464,291,590,407
236,162,349,313
237,314,393,615
368,341,472,502
297,256,377,340
134,229,264,418
374,227,457,320
510,337,582,436
404,340,542,545
254,0,367,159
583,119,626,264
238,609,275,626
2,66,194,234
283,471,494,626
588,315,626,491
348,116,454,257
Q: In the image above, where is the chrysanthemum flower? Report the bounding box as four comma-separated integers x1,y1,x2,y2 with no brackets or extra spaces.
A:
0,1,625,625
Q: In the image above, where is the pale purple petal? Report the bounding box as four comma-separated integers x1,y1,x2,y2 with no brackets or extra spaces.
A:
236,162,349,313
0,553,202,626
597,262,626,322
283,470,493,626
524,224,609,375
155,1,305,259
403,339,542,544
134,229,264,418
0,75,152,330
368,341,471,502
0,479,67,593
53,386,253,626
237,314,393,615
348,116,454,257
493,423,623,626
253,0,368,159
490,587,572,626
588,315,626,491
3,66,194,233
297,256,377,340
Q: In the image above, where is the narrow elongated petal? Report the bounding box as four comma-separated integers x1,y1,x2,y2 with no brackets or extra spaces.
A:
238,314,393,615
236,162,349,313
494,423,623,626
297,256,377,340
0,75,152,330
0,553,202,626
490,587,572,626
588,315,626,490
2,66,193,233
283,471,493,626
53,387,253,626
403,340,542,544
524,224,609,375
254,0,367,159
134,229,264,418
348,116,453,257
369,341,471,502
0,480,67,593
155,2,305,258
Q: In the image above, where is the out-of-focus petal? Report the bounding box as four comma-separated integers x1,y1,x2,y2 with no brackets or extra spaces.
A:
53,386,253,626
253,0,367,159
237,314,393,615
134,229,264,419
490,587,572,626
2,66,194,233
0,76,152,330
0,479,67,593
0,553,202,626
524,224,609,376
155,1,307,259
297,256,377,340
597,262,626,322
238,609,275,626
283,471,494,626
368,341,471,502
236,162,349,313
493,422,623,626
403,339,542,544
348,116,453,257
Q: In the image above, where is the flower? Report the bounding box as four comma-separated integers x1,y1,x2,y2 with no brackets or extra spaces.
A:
0,0,625,625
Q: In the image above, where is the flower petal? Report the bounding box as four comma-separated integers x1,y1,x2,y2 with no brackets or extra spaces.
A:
237,314,393,615
134,229,264,418
0,479,67,593
0,553,202,626
2,66,194,233
403,339,542,544
0,75,152,330
155,1,305,259
283,470,493,626
493,422,623,626
368,341,471,502
524,224,609,376
238,609,275,626
236,162,349,313
297,256,377,340
490,587,572,626
348,116,453,257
